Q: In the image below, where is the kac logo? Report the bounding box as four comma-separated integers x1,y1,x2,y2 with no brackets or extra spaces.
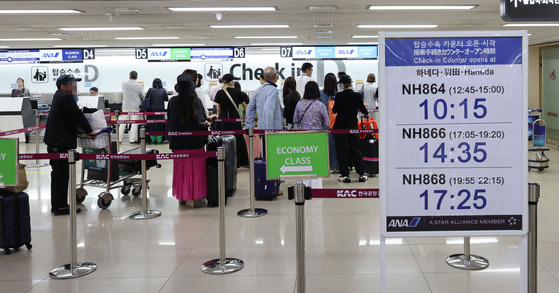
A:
388,217,421,228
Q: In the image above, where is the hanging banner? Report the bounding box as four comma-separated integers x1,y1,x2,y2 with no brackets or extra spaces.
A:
380,31,528,237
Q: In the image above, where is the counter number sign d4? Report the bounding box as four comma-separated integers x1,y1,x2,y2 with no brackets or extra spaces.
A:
265,131,329,179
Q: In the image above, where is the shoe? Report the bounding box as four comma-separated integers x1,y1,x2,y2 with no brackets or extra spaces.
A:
338,176,351,183
278,191,284,196
359,175,368,182
179,200,186,206
52,206,81,216
185,200,195,208
330,168,339,174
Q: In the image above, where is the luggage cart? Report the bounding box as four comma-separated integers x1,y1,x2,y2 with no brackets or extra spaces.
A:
528,118,550,172
77,127,161,209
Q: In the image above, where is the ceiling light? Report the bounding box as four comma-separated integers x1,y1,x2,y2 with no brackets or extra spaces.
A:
234,36,297,39
352,35,378,39
115,37,180,40
260,48,279,51
49,33,72,36
164,25,189,29
106,8,141,13
52,45,109,48
169,7,276,12
82,37,100,41
503,23,559,27
316,30,333,34
198,36,216,39
0,46,10,48
368,5,476,10
152,43,206,47
316,36,333,39
308,6,337,11
0,38,62,41
0,9,82,14
11,27,40,31
357,24,438,29
348,42,379,45
59,27,145,31
251,42,303,46
314,24,334,28
210,25,289,29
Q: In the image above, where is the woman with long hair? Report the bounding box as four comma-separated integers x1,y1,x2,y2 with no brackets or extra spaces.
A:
144,78,168,144
282,76,300,129
167,73,210,207
293,81,328,130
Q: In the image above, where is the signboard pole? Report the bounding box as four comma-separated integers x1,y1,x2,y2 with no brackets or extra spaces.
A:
238,128,268,218
293,180,306,293
445,237,489,270
130,128,161,220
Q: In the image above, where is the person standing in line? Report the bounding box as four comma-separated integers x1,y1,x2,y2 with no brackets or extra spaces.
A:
214,73,249,167
44,74,95,215
319,73,340,174
11,78,30,97
293,81,329,130
359,73,378,120
167,73,210,208
144,78,168,144
282,76,300,129
295,62,314,97
89,87,99,96
337,71,346,92
119,71,144,143
332,75,369,183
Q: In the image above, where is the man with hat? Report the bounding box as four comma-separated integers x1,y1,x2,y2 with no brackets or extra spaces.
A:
45,74,95,215
332,74,369,183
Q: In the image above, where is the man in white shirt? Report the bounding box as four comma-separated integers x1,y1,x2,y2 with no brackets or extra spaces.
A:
295,62,314,97
119,71,144,143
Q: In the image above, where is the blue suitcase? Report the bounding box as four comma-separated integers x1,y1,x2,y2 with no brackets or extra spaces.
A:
254,160,279,200
0,192,32,255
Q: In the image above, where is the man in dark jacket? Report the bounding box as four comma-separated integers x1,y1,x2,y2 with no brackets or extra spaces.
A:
45,74,94,215
332,75,369,183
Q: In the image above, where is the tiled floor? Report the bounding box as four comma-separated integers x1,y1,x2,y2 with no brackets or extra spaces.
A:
2,140,559,293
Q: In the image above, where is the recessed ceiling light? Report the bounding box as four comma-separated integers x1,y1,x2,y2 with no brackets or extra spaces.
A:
251,42,303,46
169,7,276,12
83,37,100,41
52,44,109,48
12,27,41,31
234,36,297,39
0,46,10,48
316,36,333,39
152,43,206,47
0,9,82,14
357,24,438,29
368,5,476,10
348,42,379,45
314,24,334,28
106,8,142,13
115,37,180,40
308,6,337,11
49,33,72,36
210,25,289,29
503,23,559,27
316,30,333,34
352,35,378,39
0,38,63,41
164,25,189,29
198,36,216,39
59,27,145,31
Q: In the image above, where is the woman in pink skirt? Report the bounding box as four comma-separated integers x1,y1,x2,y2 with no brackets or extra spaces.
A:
167,73,210,207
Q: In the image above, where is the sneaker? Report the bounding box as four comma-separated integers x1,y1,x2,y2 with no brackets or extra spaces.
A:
330,168,339,174
52,206,81,216
359,175,368,182
338,176,351,183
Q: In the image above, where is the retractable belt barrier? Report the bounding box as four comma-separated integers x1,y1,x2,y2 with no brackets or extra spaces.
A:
19,151,217,160
0,125,45,137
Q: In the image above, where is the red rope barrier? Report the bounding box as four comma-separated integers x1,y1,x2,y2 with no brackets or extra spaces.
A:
18,151,217,160
0,125,46,137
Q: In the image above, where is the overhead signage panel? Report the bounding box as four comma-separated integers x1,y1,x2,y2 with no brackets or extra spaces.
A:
501,0,559,21
290,46,378,60
190,47,234,62
0,50,40,64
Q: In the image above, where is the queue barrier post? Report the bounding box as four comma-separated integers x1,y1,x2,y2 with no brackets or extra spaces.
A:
202,146,244,274
445,236,489,270
237,127,268,218
28,109,48,168
288,179,312,293
130,127,162,220
528,182,540,293
49,149,97,279
114,110,120,153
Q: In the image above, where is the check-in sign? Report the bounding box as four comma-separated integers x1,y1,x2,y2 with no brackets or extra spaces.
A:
0,138,19,187
265,131,329,179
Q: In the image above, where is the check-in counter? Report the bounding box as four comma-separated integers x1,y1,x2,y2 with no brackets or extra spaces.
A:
76,96,105,110
0,97,34,142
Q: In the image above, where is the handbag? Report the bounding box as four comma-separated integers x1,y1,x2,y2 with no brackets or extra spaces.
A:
293,100,316,130
4,163,29,193
83,109,107,132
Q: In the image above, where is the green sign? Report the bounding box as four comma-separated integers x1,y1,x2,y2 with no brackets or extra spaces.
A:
0,138,19,187
265,131,329,179
171,48,191,60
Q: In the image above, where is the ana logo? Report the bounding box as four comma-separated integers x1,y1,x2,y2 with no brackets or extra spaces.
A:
296,50,312,55
388,217,421,228
150,51,168,57
42,53,60,58
337,50,355,55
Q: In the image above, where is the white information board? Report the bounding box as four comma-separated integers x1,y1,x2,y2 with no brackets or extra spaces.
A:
380,31,528,237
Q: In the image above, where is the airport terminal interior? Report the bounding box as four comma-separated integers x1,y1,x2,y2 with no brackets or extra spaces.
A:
2,1,559,293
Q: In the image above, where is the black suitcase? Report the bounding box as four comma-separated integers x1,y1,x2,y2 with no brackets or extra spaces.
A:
207,135,237,197
361,138,379,176
0,192,32,255
118,146,160,173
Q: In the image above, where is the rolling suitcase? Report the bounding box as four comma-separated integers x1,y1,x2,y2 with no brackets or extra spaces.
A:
254,160,279,200
207,135,237,197
361,138,379,176
0,192,32,255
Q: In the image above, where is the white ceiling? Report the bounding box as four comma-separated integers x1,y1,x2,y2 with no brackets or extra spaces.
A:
0,0,558,49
